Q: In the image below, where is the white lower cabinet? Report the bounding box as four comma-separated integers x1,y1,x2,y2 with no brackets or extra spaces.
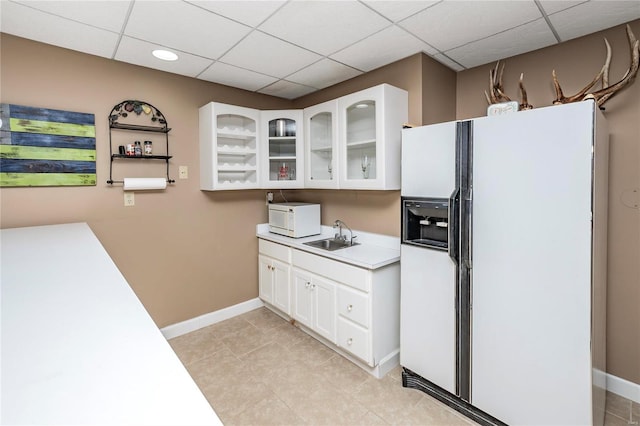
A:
258,240,291,315
258,238,400,378
291,268,336,343
292,248,399,375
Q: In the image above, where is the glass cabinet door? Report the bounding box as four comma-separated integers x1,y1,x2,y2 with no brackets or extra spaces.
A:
344,99,377,182
261,110,303,188
337,83,407,190
304,100,338,188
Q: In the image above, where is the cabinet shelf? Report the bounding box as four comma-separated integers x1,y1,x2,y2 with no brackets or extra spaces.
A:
107,100,174,185
268,136,296,141
346,138,376,148
217,131,256,140
310,145,333,153
269,155,297,160
217,148,257,156
218,165,257,172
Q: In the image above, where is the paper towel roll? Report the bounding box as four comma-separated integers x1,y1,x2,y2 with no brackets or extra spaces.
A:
123,178,167,191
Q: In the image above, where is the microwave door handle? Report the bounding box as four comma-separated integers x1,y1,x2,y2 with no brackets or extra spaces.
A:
448,188,460,265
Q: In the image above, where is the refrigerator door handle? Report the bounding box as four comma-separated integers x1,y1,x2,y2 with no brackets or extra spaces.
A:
448,188,460,264
464,196,472,269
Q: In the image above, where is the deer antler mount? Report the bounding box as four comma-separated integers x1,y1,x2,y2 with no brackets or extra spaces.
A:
553,24,639,107
484,61,533,111
485,24,639,111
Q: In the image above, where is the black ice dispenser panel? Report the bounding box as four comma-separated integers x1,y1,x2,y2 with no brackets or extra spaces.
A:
401,197,449,250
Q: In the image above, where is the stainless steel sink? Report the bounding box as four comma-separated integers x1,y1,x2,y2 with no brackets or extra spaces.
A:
303,237,359,251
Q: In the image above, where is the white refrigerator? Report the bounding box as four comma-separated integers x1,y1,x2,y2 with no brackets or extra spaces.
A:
400,100,608,426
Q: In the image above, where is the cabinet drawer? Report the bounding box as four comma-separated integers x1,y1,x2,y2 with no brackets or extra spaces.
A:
337,286,369,328
292,249,369,292
337,317,371,365
259,239,291,263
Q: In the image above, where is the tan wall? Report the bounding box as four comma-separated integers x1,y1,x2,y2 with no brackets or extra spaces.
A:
456,20,640,385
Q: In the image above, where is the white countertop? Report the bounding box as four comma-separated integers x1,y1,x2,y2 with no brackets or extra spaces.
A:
0,223,222,426
256,224,400,269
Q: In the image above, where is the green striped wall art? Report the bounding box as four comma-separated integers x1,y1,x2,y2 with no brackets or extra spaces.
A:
0,103,96,187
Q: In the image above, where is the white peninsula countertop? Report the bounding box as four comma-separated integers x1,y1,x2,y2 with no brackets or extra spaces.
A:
0,223,222,426
256,223,400,269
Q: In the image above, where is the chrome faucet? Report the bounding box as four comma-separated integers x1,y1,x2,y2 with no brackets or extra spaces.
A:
334,220,357,245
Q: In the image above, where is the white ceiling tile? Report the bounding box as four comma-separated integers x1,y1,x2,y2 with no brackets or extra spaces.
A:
220,31,322,79
287,59,362,89
431,53,465,72
362,0,439,23
186,0,285,27
198,62,278,91
124,1,252,59
446,18,557,68
331,25,438,72
537,1,587,15
549,1,640,42
3,0,637,99
115,36,214,77
0,1,119,58
258,1,390,55
10,0,132,32
400,0,543,51
258,80,317,99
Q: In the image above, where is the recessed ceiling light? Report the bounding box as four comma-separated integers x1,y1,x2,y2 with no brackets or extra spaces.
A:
152,49,178,61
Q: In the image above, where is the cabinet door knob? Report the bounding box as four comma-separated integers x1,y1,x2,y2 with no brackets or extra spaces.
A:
305,282,310,288
347,304,353,312
347,338,353,345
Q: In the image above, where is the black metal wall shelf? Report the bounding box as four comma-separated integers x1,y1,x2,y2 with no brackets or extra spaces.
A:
107,100,175,185
111,154,173,160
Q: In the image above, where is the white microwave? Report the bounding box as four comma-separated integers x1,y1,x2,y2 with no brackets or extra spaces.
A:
268,203,321,238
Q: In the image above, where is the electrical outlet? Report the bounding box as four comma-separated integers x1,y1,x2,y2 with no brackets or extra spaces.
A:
179,166,188,179
266,192,274,205
124,192,135,207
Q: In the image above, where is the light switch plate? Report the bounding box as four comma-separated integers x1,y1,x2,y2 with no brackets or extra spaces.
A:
179,166,188,179
124,192,135,206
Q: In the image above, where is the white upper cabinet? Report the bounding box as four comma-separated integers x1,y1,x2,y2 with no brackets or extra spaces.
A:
260,110,304,189
199,102,260,190
337,84,408,190
304,100,339,189
199,84,407,191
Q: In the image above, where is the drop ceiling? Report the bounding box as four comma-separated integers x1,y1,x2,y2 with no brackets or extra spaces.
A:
1,0,639,99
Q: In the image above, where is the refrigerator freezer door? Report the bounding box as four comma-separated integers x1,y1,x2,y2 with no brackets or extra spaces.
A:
401,122,456,198
400,244,456,394
470,102,596,425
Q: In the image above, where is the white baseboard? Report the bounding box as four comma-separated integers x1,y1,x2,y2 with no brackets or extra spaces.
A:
160,298,264,340
607,373,640,404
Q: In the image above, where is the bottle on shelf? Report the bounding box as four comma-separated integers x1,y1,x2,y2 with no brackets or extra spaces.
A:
279,162,289,180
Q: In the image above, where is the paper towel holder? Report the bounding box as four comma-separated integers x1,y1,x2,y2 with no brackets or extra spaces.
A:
120,177,170,191
107,178,175,186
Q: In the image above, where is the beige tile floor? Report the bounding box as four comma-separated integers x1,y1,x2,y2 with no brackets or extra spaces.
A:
169,307,639,426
